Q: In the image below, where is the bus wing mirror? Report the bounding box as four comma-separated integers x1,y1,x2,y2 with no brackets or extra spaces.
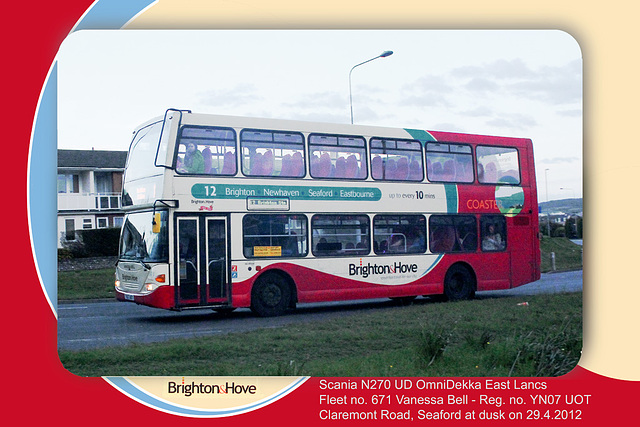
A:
152,213,162,233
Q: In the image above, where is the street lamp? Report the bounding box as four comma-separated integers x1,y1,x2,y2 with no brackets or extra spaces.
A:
349,50,393,124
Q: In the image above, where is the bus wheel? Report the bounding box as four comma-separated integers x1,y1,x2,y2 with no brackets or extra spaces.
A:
443,265,475,301
251,272,291,317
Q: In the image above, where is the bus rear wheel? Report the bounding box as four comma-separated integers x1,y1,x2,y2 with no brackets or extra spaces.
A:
251,272,291,317
443,264,475,301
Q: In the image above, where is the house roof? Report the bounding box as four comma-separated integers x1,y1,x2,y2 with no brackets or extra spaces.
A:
58,149,127,169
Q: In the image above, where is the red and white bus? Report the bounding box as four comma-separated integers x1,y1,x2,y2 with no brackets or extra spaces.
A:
115,109,540,316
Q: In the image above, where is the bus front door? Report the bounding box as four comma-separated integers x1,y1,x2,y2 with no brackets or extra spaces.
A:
205,217,229,303
176,215,230,307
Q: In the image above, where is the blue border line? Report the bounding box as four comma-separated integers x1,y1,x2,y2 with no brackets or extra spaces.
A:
74,0,157,30
30,64,59,311
29,0,156,315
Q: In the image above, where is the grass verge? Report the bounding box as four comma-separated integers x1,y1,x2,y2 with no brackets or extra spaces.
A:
540,237,582,272
58,269,115,300
59,292,582,378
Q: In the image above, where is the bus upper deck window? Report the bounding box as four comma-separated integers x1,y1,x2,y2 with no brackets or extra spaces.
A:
425,142,473,183
241,129,305,178
177,126,237,175
476,146,520,185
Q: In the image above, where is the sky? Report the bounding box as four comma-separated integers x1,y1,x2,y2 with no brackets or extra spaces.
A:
57,30,582,201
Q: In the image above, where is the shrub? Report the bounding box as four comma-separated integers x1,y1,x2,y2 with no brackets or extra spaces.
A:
57,248,74,261
79,228,121,256
61,227,121,258
417,326,450,367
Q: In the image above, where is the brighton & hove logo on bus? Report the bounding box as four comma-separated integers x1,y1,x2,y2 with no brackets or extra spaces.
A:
349,258,418,279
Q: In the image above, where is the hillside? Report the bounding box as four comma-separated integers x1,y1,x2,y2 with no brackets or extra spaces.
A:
539,198,583,215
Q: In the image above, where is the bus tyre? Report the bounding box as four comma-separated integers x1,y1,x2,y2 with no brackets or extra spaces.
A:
443,265,475,301
251,272,291,317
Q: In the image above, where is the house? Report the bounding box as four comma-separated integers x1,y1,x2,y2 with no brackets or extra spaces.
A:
538,212,569,226
57,149,128,248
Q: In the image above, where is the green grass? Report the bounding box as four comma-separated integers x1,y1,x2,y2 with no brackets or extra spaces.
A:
57,269,115,300
540,237,583,272
59,292,582,378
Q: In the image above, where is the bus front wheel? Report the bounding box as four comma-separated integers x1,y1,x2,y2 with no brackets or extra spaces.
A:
443,264,476,301
251,272,291,317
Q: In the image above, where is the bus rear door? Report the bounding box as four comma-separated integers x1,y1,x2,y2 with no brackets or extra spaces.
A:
509,213,538,287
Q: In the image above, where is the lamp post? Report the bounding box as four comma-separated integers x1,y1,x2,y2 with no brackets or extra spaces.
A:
349,50,393,124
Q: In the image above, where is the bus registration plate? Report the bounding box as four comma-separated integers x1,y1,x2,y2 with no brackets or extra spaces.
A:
124,294,135,301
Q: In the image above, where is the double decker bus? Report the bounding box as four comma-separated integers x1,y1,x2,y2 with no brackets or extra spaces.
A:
115,109,540,316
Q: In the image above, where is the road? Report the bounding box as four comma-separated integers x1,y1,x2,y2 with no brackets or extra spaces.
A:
57,270,582,351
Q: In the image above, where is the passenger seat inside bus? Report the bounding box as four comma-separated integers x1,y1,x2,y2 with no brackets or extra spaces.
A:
221,151,236,175
394,157,409,180
202,147,213,174
371,155,383,179
345,154,359,178
409,159,423,180
315,153,332,177
430,226,455,252
291,152,304,177
335,156,347,178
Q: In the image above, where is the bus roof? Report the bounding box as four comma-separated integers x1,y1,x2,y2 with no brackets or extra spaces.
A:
137,110,532,147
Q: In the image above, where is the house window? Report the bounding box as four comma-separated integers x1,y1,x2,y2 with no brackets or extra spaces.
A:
97,218,108,229
58,174,79,193
94,172,113,193
65,219,75,241
83,218,93,229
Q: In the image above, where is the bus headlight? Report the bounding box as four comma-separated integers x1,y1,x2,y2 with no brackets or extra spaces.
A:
115,280,121,289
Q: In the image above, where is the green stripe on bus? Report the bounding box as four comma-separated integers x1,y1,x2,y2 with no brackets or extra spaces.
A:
403,128,437,144
192,184,382,201
444,184,458,213
404,129,457,213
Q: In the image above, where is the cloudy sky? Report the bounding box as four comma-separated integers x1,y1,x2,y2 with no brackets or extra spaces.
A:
57,30,582,201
